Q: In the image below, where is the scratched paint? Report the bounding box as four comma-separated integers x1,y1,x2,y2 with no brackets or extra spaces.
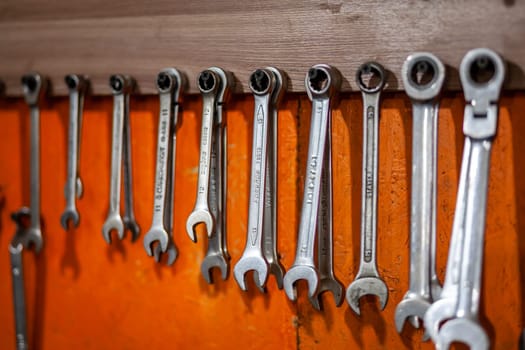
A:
0,92,523,349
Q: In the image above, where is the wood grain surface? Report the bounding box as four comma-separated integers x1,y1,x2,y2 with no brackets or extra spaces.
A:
0,0,524,96
0,90,523,349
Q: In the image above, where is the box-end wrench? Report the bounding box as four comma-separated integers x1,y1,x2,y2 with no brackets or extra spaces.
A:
144,69,185,265
436,48,505,350
234,68,280,291
198,67,232,282
60,74,88,230
309,112,344,310
395,53,445,332
102,75,136,243
283,65,341,301
263,67,287,289
346,62,388,315
20,72,47,253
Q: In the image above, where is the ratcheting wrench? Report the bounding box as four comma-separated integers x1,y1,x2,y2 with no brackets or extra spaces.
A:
346,62,388,315
283,64,341,301
60,74,88,230
435,48,505,350
102,75,140,243
189,67,232,282
143,69,185,266
395,53,445,332
234,67,286,291
309,110,344,310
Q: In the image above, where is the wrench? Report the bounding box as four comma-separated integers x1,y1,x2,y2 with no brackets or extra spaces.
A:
283,64,341,301
102,75,136,243
20,73,46,253
346,62,388,315
144,69,185,265
395,53,445,331
309,112,344,310
234,68,282,291
60,74,88,230
436,48,505,350
201,67,232,283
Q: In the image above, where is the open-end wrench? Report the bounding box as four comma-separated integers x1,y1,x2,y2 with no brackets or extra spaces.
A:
196,67,232,282
436,48,505,350
283,64,341,301
309,112,344,310
102,75,135,243
20,72,46,253
60,74,88,230
395,53,445,331
346,62,388,315
186,69,221,241
144,69,185,265
234,68,280,290
263,67,287,289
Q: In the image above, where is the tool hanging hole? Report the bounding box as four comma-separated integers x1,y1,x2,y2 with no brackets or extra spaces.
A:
65,75,78,90
21,75,38,93
198,70,217,92
308,68,329,93
409,59,436,87
469,55,496,84
109,75,124,92
249,69,270,94
357,63,385,92
157,72,172,91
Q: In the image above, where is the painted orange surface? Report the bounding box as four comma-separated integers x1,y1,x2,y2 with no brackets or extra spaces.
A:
0,91,523,349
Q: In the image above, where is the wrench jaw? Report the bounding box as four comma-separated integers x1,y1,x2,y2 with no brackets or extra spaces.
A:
267,262,285,290
283,265,320,301
423,298,457,343
201,253,229,284
102,213,125,244
394,295,432,333
60,209,80,230
233,256,269,291
185,210,214,243
10,208,43,254
143,227,169,257
437,318,490,350
123,217,140,242
153,241,178,266
345,277,388,316
309,277,344,311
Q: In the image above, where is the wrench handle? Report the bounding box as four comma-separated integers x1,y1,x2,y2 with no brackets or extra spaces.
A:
245,94,271,250
408,101,438,295
358,91,380,275
295,97,329,262
108,93,124,213
10,244,28,350
29,106,40,231
122,93,136,220
164,101,179,236
65,89,81,203
263,99,277,262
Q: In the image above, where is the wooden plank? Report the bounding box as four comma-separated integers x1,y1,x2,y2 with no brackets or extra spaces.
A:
0,0,524,96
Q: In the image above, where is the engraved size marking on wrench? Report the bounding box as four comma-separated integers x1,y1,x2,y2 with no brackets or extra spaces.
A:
395,53,445,333
144,69,185,266
435,48,505,350
102,75,139,243
234,68,285,291
283,65,341,301
61,74,88,230
346,62,388,315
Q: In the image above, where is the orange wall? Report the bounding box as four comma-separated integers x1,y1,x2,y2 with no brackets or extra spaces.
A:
0,91,523,349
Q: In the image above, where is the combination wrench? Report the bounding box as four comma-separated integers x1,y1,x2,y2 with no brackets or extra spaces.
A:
234,67,286,291
435,48,505,350
395,53,445,332
309,112,344,309
102,75,140,243
60,74,88,230
283,64,341,301
346,62,388,315
143,69,185,266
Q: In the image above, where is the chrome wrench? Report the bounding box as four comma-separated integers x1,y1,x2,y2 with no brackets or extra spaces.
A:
234,68,278,290
144,69,185,265
309,112,344,310
102,75,135,243
60,74,88,230
283,64,341,301
436,48,505,350
346,62,388,315
201,67,232,283
395,53,445,331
